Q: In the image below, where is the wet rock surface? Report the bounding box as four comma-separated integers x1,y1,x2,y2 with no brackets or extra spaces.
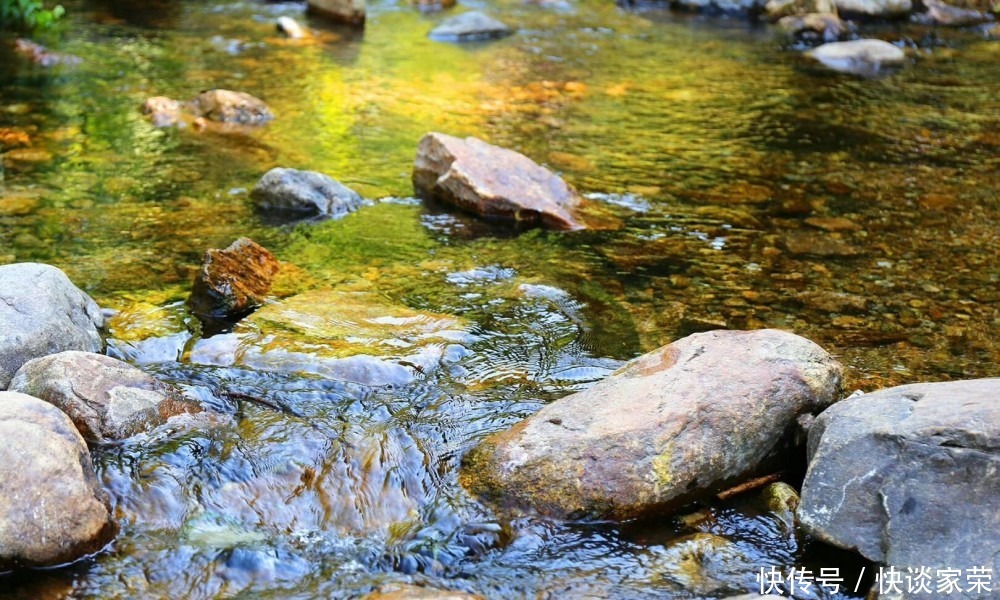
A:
188,287,470,386
799,378,1000,597
462,329,842,520
428,12,513,42
188,237,281,321
8,351,200,444
308,0,366,26
362,583,484,599
413,133,584,230
0,263,104,389
0,391,117,569
805,39,906,75
142,89,273,129
251,167,364,220
834,0,912,15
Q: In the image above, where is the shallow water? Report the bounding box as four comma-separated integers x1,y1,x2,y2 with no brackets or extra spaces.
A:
0,0,998,597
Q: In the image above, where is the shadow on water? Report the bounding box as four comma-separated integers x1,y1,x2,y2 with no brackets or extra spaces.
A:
1,0,998,596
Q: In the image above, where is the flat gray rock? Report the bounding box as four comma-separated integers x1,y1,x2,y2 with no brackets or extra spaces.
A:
799,379,1000,600
429,12,513,42
0,263,103,389
462,329,842,520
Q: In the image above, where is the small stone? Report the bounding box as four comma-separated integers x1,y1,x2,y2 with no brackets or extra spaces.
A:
189,90,274,126
782,231,862,257
429,12,513,42
251,167,364,219
308,0,366,26
188,238,281,320
806,39,906,76
413,133,583,230
277,16,308,39
803,216,860,232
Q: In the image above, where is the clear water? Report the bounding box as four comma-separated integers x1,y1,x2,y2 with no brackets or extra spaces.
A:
1,0,998,597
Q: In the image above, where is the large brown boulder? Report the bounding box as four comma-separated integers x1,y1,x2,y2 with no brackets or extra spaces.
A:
461,329,842,520
0,391,117,569
0,263,103,389
188,237,281,320
798,379,1000,600
9,351,200,444
412,133,584,231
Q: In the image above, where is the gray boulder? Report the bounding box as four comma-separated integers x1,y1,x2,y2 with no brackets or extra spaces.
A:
9,351,200,444
834,0,911,15
413,133,584,230
461,329,842,520
805,39,905,75
251,167,364,219
0,391,117,569
429,12,513,42
0,263,103,389
798,379,1000,599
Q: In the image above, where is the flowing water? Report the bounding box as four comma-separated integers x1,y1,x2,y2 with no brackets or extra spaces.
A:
0,0,998,597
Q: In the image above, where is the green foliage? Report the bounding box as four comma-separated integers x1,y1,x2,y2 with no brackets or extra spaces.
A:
0,0,64,30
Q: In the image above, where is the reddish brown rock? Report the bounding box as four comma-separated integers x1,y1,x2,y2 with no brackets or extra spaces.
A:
188,237,280,320
0,391,117,569
461,329,842,520
9,351,200,444
412,133,584,231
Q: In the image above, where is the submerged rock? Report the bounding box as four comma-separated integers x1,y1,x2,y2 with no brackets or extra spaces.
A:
798,379,1000,598
9,351,200,444
142,89,273,129
461,329,842,520
189,90,274,126
429,12,513,42
188,287,470,386
308,0,366,26
805,39,905,75
188,237,281,321
0,263,104,389
0,391,117,569
13,39,82,67
413,133,584,230
362,584,484,599
251,167,364,220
